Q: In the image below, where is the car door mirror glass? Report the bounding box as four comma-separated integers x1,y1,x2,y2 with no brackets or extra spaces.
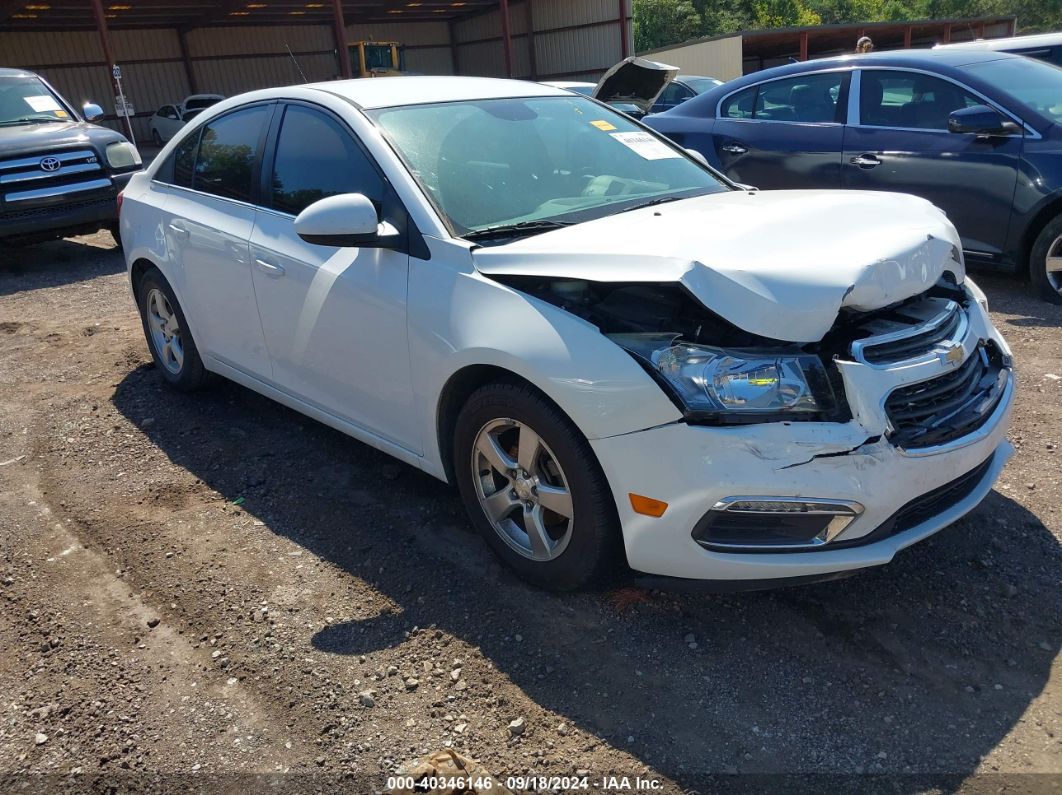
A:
83,103,104,122
294,193,398,248
947,104,1019,136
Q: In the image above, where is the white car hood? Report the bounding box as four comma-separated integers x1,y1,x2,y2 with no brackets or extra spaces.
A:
472,190,964,343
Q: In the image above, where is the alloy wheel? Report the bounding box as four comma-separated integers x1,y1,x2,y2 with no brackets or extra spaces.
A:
145,288,184,375
1047,235,1062,297
471,418,574,562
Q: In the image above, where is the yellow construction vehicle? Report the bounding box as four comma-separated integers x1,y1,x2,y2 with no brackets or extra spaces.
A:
348,41,403,78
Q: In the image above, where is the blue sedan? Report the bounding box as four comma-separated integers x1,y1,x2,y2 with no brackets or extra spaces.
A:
644,50,1062,302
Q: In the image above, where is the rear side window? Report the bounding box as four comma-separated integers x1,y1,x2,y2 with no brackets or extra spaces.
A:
270,104,384,216
194,105,269,202
720,73,844,123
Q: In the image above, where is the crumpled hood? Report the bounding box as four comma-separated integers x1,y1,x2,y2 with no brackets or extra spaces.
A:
472,190,964,343
592,56,678,116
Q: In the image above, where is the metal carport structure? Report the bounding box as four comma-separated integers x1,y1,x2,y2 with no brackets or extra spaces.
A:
0,0,632,141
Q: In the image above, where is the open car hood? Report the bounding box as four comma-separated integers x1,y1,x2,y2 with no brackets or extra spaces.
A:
592,56,678,115
472,190,965,343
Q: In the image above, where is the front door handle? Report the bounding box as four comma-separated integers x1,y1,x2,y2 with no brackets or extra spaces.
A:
721,143,748,155
850,154,882,168
254,258,285,278
167,222,190,240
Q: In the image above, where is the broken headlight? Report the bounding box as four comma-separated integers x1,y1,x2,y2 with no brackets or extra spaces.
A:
610,334,836,422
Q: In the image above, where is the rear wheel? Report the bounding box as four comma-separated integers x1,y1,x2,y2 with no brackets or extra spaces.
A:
1030,214,1062,304
453,381,620,591
151,128,163,147
136,267,208,391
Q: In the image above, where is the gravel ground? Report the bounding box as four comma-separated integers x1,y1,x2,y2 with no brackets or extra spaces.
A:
0,232,1059,794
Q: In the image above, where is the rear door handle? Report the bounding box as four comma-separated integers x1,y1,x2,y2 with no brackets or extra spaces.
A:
254,258,285,278
850,154,882,168
721,143,748,155
167,222,189,240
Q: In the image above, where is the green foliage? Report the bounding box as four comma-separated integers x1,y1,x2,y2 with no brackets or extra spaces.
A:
636,0,1062,49
633,0,704,51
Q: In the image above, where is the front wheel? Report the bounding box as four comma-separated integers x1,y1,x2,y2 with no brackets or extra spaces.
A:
453,381,621,591
1030,214,1062,304
136,267,208,391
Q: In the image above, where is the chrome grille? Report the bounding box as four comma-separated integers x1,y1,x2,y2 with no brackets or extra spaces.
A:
0,149,110,208
884,344,1008,450
851,297,966,365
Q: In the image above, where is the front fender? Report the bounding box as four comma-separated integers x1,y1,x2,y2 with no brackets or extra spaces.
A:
408,248,683,479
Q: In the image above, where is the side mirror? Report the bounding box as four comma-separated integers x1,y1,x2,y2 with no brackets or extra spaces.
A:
685,148,709,167
948,104,1020,136
294,193,400,248
83,103,104,122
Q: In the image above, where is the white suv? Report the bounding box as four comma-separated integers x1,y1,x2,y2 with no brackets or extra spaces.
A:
119,77,1015,591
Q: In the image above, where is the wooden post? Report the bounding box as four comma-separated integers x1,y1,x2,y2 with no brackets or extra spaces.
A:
177,29,198,94
448,18,459,75
332,0,353,79
526,0,538,80
943,23,952,43
799,30,808,61
499,0,513,78
90,0,135,141
903,25,912,49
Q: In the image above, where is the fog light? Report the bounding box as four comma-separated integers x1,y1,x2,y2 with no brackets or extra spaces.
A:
693,497,863,552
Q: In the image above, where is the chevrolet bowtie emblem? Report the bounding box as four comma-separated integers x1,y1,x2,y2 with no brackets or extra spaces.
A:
942,343,965,366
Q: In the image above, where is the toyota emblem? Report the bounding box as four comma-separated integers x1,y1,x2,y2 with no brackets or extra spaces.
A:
39,156,61,172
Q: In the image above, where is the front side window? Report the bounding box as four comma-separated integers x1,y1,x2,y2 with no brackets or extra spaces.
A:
0,73,72,126
720,73,843,123
159,105,177,120
368,96,727,236
659,83,695,105
959,56,1062,124
860,70,982,130
194,105,268,202
270,105,383,216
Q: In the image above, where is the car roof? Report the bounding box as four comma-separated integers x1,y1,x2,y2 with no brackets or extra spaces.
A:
307,76,567,109
935,32,1062,51
0,68,40,78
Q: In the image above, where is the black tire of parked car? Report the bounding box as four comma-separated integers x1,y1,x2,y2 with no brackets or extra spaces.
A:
107,222,122,250
453,381,622,591
152,128,163,147
135,266,209,391
1031,214,1062,304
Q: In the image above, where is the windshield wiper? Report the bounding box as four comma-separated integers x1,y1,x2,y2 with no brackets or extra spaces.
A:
0,116,68,127
464,219,574,242
618,195,685,214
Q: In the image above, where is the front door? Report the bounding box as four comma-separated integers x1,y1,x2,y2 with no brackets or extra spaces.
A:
249,103,418,453
711,70,849,190
843,69,1022,259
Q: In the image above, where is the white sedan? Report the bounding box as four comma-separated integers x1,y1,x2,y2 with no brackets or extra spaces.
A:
118,77,1014,591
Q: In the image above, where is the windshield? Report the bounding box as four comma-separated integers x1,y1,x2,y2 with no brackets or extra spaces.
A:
368,96,727,237
959,56,1062,123
364,44,395,72
0,74,72,126
184,97,221,111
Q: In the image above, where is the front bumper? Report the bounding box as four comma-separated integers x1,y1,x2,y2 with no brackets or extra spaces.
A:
591,295,1015,584
0,171,132,240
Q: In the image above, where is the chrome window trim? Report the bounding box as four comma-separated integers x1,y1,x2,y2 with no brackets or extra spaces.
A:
148,179,259,212
714,66,854,122
849,65,1039,139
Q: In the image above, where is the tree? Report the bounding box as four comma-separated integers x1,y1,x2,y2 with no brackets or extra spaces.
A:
633,0,703,51
752,0,823,27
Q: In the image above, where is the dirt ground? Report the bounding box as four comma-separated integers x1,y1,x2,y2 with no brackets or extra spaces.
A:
0,232,1059,794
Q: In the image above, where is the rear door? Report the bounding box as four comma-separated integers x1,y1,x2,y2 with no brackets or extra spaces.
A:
711,70,849,189
842,68,1022,259
248,102,418,452
157,103,274,378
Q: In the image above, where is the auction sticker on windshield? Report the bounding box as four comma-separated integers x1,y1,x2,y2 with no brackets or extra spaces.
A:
609,131,681,160
24,95,62,113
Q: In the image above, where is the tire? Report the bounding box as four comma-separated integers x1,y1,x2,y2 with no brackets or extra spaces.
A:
107,221,122,250
135,267,208,391
1030,214,1062,304
151,128,163,147
453,381,621,591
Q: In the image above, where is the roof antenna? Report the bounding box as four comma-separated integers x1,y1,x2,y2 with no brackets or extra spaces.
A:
286,42,308,83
